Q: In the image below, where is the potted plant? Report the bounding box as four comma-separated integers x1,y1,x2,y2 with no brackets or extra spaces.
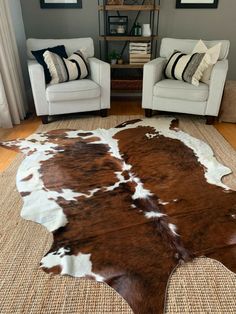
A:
109,50,119,65
117,54,124,65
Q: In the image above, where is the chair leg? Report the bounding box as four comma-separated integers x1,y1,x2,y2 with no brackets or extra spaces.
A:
100,109,108,117
206,116,215,125
145,109,153,118
41,115,49,124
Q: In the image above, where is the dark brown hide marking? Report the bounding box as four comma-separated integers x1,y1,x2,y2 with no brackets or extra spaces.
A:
115,119,142,128
169,118,179,130
1,121,236,314
77,132,93,137
21,174,33,182
0,141,23,153
21,192,31,197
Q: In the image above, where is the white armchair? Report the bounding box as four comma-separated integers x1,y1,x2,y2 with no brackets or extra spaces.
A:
142,38,230,124
27,38,110,124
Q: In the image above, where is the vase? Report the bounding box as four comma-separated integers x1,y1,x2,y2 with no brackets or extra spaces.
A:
111,59,117,65
142,24,151,37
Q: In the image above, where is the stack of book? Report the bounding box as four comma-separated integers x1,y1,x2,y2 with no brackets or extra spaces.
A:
129,42,151,65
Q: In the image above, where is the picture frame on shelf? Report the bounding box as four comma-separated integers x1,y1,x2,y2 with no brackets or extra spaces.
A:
176,0,218,9
40,0,82,9
108,16,128,36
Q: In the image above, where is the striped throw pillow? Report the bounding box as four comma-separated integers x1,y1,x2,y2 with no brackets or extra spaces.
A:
164,51,211,86
43,50,89,85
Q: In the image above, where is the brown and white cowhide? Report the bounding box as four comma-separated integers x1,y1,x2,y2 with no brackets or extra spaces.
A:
1,117,236,314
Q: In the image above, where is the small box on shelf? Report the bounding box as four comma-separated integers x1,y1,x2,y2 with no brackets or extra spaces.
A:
129,42,151,64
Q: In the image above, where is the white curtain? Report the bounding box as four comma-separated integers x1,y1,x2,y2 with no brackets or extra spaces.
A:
0,0,27,128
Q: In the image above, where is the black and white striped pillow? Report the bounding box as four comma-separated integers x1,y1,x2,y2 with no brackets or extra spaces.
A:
164,51,211,86
43,50,89,85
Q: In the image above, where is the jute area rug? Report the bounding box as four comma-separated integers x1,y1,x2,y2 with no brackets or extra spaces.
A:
0,115,236,314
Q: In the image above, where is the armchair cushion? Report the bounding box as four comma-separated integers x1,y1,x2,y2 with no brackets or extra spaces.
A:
46,79,100,102
43,50,89,84
154,79,209,102
32,45,68,84
192,40,222,84
160,38,229,61
164,51,211,86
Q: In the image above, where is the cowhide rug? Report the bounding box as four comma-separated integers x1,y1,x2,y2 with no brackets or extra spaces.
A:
1,117,236,314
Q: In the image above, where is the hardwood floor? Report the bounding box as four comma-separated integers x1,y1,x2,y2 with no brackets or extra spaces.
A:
214,122,236,150
0,98,235,172
0,117,41,172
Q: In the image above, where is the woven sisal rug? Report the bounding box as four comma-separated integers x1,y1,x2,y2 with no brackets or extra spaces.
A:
0,115,236,313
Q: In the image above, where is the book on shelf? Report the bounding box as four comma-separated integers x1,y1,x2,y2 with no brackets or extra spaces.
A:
129,42,151,53
130,49,151,54
130,53,151,58
129,42,151,47
130,57,151,64
129,42,151,64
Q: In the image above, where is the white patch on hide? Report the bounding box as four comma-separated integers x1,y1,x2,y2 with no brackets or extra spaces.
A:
228,233,236,246
105,171,128,191
27,132,52,142
146,132,158,139
41,248,104,282
132,176,153,200
145,211,166,219
159,199,170,206
169,223,179,236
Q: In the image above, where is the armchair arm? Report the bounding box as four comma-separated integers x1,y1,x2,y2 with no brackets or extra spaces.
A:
28,60,48,116
205,59,228,116
142,57,166,109
88,57,110,109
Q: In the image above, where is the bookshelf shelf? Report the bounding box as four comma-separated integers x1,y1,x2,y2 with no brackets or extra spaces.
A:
98,5,160,11
111,64,144,68
99,35,158,41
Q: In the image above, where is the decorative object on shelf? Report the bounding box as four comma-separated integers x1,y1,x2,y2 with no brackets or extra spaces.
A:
109,50,119,64
117,57,124,64
129,42,151,64
107,0,124,5
40,0,82,9
142,24,151,37
108,16,128,35
176,0,218,9
133,22,142,36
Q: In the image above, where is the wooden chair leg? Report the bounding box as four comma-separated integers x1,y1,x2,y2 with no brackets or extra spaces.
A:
206,116,215,125
41,115,49,124
100,109,108,117
145,109,153,118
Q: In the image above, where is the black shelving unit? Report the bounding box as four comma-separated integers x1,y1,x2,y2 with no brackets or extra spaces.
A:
97,0,160,93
